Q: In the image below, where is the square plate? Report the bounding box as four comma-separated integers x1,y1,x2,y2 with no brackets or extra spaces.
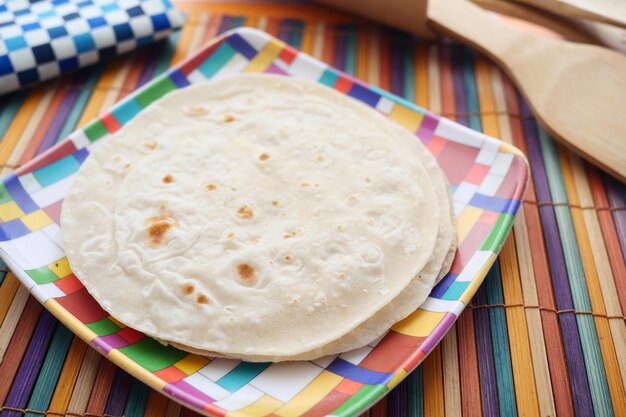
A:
0,28,528,417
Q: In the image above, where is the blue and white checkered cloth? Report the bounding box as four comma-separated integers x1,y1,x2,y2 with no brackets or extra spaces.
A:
0,0,184,96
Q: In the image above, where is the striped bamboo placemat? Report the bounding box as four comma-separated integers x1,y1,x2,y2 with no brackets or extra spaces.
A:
0,3,624,417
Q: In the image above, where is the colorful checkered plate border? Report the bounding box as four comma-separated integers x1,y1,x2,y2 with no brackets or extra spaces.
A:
0,28,528,417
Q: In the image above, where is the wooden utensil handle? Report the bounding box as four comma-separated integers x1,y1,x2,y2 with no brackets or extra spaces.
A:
513,0,626,30
427,0,570,71
427,0,529,61
428,0,626,183
473,0,606,46
315,0,433,37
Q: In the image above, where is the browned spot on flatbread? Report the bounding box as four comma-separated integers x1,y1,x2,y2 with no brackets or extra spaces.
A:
271,200,279,206
237,263,257,284
162,174,174,183
206,183,217,191
283,254,293,262
259,153,270,161
182,284,194,295
283,228,302,239
143,141,157,150
197,294,209,304
224,114,235,123
185,105,208,116
237,205,253,219
145,214,176,247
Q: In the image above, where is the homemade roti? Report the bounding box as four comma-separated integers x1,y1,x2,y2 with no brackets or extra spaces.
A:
167,110,457,362
62,74,444,359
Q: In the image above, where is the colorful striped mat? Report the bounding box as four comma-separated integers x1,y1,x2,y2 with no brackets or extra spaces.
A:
0,3,625,417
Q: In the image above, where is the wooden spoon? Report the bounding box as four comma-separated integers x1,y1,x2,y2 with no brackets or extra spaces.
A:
570,18,626,54
473,0,607,45
512,0,626,30
318,0,626,181
428,0,626,182
475,0,626,53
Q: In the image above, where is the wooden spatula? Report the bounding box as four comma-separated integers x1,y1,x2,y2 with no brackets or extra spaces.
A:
429,0,626,182
318,0,626,182
512,0,626,30
475,0,626,53
473,0,608,45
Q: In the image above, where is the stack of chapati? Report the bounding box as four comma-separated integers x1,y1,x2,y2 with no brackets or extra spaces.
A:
61,74,456,362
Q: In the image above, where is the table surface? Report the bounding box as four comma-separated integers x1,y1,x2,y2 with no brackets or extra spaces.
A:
0,2,625,417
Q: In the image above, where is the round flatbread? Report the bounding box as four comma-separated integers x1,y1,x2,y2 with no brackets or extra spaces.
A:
172,110,457,362
62,74,442,359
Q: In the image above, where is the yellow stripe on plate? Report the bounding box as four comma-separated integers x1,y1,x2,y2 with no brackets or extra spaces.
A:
174,354,211,375
458,253,498,305
228,395,283,417
20,209,53,232
0,201,25,222
48,257,72,278
388,105,424,133
499,142,525,156
244,39,284,73
387,369,407,389
392,310,447,338
274,370,343,417
456,206,483,243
